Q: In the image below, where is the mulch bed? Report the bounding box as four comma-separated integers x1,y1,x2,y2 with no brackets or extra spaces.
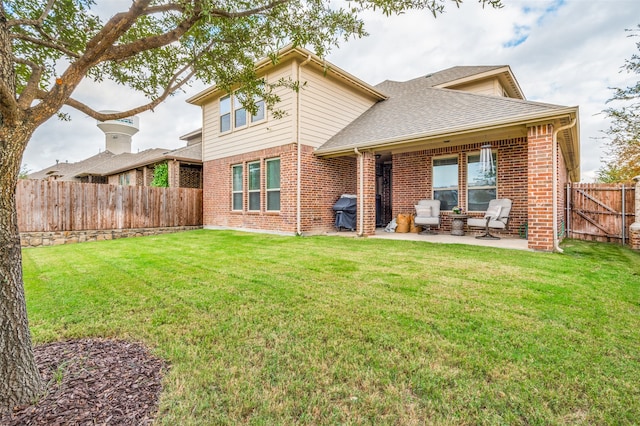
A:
1,339,168,426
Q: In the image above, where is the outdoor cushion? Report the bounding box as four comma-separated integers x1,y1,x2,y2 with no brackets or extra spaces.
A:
415,205,432,217
484,205,502,220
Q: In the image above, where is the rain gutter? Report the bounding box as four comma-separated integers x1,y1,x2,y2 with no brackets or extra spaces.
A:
552,118,577,253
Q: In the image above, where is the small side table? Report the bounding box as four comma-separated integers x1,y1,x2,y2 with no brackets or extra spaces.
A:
450,214,468,236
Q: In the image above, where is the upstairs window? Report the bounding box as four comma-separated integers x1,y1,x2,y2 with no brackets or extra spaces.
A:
220,95,231,133
433,157,458,211
251,94,265,123
266,158,280,211
234,95,247,128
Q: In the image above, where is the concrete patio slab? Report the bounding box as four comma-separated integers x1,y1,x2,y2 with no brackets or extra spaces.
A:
326,229,531,251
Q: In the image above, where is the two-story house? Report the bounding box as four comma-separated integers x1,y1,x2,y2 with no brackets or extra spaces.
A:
187,45,579,251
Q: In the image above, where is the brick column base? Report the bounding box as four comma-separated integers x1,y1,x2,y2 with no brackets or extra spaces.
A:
630,224,640,250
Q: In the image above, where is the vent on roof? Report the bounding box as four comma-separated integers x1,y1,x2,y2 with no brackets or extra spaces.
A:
425,74,433,78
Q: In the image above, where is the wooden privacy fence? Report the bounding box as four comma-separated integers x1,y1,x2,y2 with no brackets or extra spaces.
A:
566,183,635,245
17,180,203,232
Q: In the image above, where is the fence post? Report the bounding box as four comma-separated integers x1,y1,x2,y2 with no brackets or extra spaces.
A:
630,176,640,250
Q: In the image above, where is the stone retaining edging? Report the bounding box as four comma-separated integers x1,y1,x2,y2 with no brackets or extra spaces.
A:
20,226,203,247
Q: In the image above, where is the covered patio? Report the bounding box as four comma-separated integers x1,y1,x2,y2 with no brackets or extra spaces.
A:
327,229,530,251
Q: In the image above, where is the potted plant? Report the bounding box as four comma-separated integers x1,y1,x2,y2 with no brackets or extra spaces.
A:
452,206,462,215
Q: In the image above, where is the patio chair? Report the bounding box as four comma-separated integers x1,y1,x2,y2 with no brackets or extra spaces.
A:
467,198,512,240
414,199,441,234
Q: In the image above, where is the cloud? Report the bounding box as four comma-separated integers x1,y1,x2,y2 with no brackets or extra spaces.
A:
21,0,640,183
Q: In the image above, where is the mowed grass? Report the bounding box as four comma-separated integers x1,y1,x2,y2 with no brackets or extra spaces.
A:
22,230,640,425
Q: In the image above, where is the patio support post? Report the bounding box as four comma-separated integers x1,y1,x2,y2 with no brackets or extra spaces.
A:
527,123,555,251
356,150,377,236
629,176,640,250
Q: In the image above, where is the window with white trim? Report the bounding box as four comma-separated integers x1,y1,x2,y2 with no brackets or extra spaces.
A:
433,157,458,211
220,95,231,133
251,97,265,123
265,158,280,211
248,161,261,211
232,164,243,211
467,152,497,212
234,94,247,128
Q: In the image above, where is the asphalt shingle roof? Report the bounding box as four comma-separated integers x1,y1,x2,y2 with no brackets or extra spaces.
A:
29,142,202,181
316,75,571,154
27,151,116,181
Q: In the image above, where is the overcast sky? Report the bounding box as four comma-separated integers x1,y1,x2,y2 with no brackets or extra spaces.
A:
22,0,640,182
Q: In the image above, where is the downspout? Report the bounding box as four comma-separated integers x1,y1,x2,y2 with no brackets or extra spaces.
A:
552,118,577,253
354,147,364,236
296,54,312,235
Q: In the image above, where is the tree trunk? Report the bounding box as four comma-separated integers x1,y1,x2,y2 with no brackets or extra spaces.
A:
0,125,42,411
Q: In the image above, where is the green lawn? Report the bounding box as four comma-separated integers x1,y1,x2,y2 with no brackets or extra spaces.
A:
22,230,640,425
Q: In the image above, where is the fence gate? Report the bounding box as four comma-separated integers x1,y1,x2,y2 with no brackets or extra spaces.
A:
566,183,635,245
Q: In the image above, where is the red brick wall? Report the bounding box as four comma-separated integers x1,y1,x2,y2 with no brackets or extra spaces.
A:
392,151,429,216
203,144,357,234
527,124,554,251
299,145,356,233
390,138,528,236
203,143,298,233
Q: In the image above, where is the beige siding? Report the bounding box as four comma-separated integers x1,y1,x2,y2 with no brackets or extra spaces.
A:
450,78,507,97
299,66,378,148
202,62,296,161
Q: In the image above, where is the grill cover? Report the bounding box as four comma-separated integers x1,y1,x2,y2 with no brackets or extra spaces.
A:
332,195,357,230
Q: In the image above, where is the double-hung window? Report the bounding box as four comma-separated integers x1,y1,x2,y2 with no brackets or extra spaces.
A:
232,164,243,211
433,157,459,211
265,158,280,211
234,94,247,128
467,152,497,211
220,95,231,133
251,93,265,123
248,161,261,211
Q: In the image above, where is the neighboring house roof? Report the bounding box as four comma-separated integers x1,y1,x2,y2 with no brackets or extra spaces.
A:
29,140,203,181
78,148,170,177
27,151,116,181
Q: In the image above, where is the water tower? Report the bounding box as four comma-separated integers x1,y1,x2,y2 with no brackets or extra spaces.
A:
96,111,140,154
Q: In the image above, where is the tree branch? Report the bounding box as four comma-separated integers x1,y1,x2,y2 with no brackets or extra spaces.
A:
0,79,19,124
10,33,80,58
52,65,197,121
208,0,291,19
5,0,55,27
100,0,290,63
15,58,44,109
99,15,200,62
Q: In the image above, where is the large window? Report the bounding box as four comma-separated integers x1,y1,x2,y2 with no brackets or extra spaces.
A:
433,157,458,211
232,164,243,211
248,161,261,211
467,152,497,211
266,158,280,211
220,87,266,133
220,95,231,133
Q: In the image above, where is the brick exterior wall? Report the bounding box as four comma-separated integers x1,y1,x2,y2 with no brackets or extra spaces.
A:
527,124,554,251
202,131,569,251
390,138,528,237
203,143,357,234
298,145,356,233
